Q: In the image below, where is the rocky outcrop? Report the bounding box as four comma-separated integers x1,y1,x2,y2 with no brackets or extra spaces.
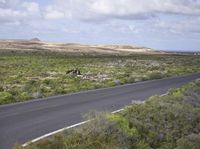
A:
30,38,41,42
66,69,81,76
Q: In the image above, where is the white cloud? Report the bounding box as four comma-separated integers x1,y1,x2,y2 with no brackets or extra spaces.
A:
0,1,40,24
0,8,26,23
155,17,200,35
0,0,22,8
105,23,139,34
0,0,6,3
22,2,40,14
0,8,25,17
46,0,200,21
1,0,200,23
44,6,65,20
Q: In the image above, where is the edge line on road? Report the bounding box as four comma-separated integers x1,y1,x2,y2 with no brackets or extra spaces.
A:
22,120,91,147
22,108,125,147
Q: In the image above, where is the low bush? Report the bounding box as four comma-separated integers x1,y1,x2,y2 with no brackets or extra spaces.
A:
0,91,13,104
1,53,200,104
175,134,200,149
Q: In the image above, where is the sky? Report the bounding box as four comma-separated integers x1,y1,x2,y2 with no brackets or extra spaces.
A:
0,0,200,51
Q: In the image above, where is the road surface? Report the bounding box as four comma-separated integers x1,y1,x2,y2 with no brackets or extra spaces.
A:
0,73,200,149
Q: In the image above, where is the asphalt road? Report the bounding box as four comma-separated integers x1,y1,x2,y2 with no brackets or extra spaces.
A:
0,73,200,149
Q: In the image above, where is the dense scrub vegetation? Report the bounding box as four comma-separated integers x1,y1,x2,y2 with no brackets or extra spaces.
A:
0,51,200,104
15,79,200,149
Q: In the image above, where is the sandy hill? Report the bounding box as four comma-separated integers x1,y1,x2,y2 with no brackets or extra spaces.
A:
0,39,164,55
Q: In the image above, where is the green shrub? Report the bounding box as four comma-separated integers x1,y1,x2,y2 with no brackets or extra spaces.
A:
176,134,200,149
0,86,4,92
108,114,137,135
0,91,13,104
18,92,30,101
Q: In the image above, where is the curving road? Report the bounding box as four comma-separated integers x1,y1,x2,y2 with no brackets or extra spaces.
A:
0,73,200,149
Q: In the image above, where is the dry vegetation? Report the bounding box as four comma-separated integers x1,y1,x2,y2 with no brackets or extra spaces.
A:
0,46,200,104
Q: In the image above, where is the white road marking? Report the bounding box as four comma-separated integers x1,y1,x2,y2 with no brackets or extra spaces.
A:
22,108,125,147
160,92,169,97
22,120,91,147
111,108,124,114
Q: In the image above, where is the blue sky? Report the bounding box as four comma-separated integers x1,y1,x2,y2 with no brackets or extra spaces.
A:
0,0,200,51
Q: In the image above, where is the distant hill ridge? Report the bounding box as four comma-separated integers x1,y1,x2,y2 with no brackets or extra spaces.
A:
0,39,163,55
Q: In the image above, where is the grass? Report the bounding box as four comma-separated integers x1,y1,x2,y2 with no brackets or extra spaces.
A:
15,79,200,149
0,51,200,104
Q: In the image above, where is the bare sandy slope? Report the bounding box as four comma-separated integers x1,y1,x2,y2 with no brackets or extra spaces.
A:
0,39,164,55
